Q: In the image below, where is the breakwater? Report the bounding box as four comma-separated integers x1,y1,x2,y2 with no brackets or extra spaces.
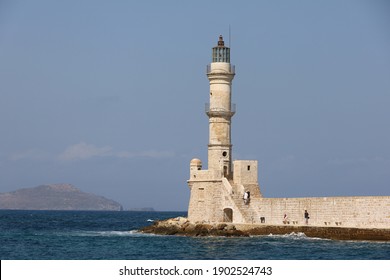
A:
141,217,390,241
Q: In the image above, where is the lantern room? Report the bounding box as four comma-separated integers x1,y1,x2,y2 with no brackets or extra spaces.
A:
212,35,230,63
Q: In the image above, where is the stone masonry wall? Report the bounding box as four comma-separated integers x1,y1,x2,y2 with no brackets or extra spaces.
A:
188,181,226,223
246,196,390,229
188,177,390,228
188,166,390,228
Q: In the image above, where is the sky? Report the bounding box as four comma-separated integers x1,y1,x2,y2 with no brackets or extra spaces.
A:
0,0,389,211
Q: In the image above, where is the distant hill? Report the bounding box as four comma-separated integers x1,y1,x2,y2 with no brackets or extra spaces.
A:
0,184,123,211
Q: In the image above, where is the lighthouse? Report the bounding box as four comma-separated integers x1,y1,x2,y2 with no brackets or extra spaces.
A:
187,35,261,223
184,35,390,230
206,35,235,178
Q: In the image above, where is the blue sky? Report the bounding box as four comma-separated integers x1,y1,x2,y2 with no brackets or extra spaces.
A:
0,0,389,211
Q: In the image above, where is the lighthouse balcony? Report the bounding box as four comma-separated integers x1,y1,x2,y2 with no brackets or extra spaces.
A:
205,103,236,117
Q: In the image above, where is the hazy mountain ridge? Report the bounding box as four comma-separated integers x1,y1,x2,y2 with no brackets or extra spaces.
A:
0,184,123,211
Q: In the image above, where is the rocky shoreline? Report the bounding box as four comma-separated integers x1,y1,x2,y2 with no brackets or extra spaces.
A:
140,217,390,241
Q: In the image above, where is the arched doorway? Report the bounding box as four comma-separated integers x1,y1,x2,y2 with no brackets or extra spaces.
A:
223,208,233,223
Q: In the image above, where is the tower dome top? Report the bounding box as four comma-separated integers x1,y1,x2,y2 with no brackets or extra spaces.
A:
190,158,202,165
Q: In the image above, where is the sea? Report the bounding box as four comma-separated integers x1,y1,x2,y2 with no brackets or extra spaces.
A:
1,210,389,260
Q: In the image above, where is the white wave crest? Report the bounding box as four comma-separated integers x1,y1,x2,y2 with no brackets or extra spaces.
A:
58,230,155,237
266,231,325,240
285,232,307,238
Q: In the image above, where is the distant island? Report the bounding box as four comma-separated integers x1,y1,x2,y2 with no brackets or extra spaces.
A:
0,184,123,211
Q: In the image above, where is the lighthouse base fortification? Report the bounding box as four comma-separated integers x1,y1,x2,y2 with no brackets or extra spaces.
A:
187,156,390,230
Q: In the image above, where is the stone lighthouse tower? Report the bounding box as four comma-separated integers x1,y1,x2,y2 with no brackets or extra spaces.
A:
206,35,235,178
187,35,261,223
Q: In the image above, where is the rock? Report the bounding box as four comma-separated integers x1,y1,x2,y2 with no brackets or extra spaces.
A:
194,224,213,236
182,222,195,232
226,224,236,231
215,223,228,230
140,218,249,237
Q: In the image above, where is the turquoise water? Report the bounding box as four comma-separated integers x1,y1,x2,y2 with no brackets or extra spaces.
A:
0,210,389,260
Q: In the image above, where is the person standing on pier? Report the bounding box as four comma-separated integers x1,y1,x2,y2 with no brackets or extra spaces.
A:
304,210,310,225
